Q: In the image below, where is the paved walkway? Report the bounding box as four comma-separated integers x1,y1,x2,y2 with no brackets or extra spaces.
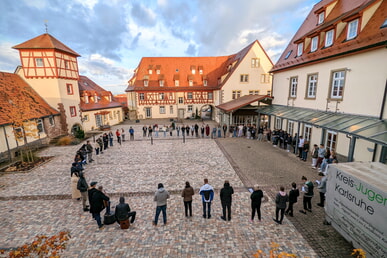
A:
0,119,353,257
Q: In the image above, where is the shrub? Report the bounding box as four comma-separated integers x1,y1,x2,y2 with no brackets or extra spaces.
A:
56,136,73,146
74,129,85,139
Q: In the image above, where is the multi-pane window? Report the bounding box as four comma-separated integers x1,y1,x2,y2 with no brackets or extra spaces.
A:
187,92,193,99
318,12,325,24
37,119,44,133
240,74,249,82
297,43,303,56
331,70,345,99
261,74,270,83
249,90,260,95
275,117,282,130
325,29,334,47
187,105,193,112
290,77,298,98
311,36,318,52
232,90,241,99
208,92,213,99
251,58,260,68
347,19,359,40
160,106,165,114
326,131,337,151
144,80,149,87
169,105,173,114
66,84,73,95
139,93,145,100
69,106,76,117
35,58,43,67
159,80,164,87
304,125,312,142
178,97,183,104
159,93,165,100
307,74,318,98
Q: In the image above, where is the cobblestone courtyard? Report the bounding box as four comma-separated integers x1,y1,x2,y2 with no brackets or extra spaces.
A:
0,120,353,257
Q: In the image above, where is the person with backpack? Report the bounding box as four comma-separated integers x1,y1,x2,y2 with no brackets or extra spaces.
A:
299,176,314,214
199,178,214,219
77,172,89,212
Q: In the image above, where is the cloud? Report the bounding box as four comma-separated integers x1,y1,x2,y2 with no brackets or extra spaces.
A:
185,43,197,56
130,2,156,27
0,42,21,72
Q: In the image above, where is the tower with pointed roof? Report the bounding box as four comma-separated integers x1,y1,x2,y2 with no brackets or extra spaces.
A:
12,33,82,134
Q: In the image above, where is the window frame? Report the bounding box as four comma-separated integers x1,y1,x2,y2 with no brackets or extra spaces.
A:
311,36,319,52
169,105,173,114
329,70,346,100
159,106,166,114
187,92,193,99
159,93,165,100
289,76,298,98
240,74,249,83
178,97,184,104
232,90,241,100
159,80,164,87
175,80,179,86
144,80,149,87
347,19,359,40
251,58,260,68
208,92,213,100
35,58,43,67
326,130,337,151
318,12,325,24
287,121,294,136
139,93,145,100
203,80,208,86
325,29,334,47
66,84,73,95
37,119,44,133
306,73,318,99
297,42,303,56
69,106,77,117
187,105,193,112
304,125,312,142
275,117,282,130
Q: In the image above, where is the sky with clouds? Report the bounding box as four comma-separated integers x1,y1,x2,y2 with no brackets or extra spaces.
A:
0,0,317,94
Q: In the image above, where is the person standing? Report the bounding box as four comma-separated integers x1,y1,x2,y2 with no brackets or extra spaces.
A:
142,125,147,137
96,136,103,154
301,140,309,161
317,172,327,207
121,128,126,142
176,125,180,137
129,127,134,141
297,136,304,158
108,131,114,146
222,124,227,138
314,144,326,169
273,186,289,224
220,180,234,221
71,170,81,201
201,124,205,138
205,124,210,137
77,172,90,211
250,185,264,222
311,144,319,167
217,125,222,138
299,176,314,214
181,181,194,217
153,183,170,226
285,182,299,217
89,184,110,229
199,178,214,219
115,196,136,224
116,129,121,145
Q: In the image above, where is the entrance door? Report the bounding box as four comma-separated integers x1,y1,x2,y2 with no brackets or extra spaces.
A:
178,109,185,119
95,114,103,127
145,108,152,118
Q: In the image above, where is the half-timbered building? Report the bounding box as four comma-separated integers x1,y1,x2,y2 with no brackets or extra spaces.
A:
126,40,273,124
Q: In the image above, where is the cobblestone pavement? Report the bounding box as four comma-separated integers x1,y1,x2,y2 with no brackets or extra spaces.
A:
0,119,352,257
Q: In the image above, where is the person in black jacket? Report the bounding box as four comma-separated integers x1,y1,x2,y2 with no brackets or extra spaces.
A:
250,185,264,222
115,196,136,224
77,172,89,211
89,183,109,229
273,186,289,224
285,182,300,217
220,180,234,221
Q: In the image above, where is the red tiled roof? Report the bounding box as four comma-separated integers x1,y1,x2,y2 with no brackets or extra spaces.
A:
271,0,387,72
216,95,273,112
126,40,268,92
12,33,80,57
78,75,122,111
0,72,59,125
